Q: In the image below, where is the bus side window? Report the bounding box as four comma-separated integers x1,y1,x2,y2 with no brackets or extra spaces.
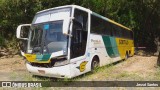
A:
111,24,116,37
104,21,112,36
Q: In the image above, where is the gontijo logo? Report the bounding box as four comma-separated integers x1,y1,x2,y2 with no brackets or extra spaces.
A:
80,61,88,72
119,39,128,45
76,61,88,72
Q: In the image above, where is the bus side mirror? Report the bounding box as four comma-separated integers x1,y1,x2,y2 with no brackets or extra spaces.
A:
16,24,31,40
62,17,75,37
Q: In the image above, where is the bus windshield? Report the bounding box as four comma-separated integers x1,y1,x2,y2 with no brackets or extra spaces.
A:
26,7,72,55
28,20,68,55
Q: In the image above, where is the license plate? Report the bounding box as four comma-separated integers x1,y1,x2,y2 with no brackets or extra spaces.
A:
38,70,45,74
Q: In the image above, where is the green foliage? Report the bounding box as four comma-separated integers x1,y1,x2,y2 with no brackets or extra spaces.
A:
0,35,4,46
0,0,159,50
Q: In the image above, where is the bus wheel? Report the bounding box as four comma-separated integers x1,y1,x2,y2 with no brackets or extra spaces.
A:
91,56,99,71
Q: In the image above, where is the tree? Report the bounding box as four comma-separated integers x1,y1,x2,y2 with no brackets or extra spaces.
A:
0,0,159,53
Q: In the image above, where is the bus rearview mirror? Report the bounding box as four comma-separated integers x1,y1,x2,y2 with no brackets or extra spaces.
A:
63,18,72,37
16,24,31,40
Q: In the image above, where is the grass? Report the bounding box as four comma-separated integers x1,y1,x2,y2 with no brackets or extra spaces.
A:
152,67,160,80
8,58,157,81
74,63,116,81
114,72,143,80
1,56,159,90
9,59,141,81
3,58,160,90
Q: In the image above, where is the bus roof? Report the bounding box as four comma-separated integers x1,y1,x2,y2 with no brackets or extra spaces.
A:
37,5,131,31
37,5,91,14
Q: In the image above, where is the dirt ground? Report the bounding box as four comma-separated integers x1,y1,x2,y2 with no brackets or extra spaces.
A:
0,55,158,81
113,55,158,80
0,55,160,90
0,55,28,81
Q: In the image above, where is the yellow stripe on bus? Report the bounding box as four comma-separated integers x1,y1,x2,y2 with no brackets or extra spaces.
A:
24,54,51,63
115,38,134,59
108,19,131,31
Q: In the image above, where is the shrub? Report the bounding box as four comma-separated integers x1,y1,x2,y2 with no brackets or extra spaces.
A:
0,35,4,46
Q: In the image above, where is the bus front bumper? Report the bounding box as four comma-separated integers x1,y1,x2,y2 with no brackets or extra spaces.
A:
26,63,72,78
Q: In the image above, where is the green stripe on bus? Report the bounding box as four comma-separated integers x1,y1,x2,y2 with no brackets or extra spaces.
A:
102,36,119,58
36,54,51,61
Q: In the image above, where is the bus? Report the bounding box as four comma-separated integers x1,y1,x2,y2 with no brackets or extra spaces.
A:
16,5,134,78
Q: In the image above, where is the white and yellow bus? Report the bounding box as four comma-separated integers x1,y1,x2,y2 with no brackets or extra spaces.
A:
16,5,134,78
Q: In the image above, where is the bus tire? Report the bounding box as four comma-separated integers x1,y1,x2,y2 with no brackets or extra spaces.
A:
91,56,100,71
